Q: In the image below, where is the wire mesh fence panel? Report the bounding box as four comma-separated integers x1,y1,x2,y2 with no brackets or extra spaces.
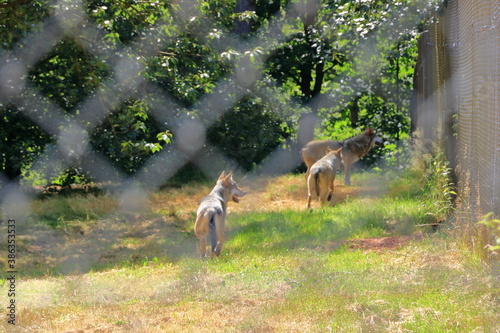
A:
1,0,499,265
416,0,500,218
0,3,426,200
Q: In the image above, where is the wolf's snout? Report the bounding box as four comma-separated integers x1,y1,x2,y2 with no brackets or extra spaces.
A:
232,190,246,203
374,138,384,147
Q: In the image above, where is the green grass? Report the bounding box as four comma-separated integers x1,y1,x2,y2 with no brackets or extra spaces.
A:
226,178,439,255
174,244,498,332
1,167,499,332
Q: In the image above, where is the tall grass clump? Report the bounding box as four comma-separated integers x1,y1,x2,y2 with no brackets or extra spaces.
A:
456,211,500,262
31,194,118,226
407,135,456,226
421,152,456,221
409,139,497,264
479,213,500,251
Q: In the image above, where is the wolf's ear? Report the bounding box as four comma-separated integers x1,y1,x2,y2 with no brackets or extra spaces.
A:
218,171,226,181
326,146,333,153
223,171,233,185
334,147,342,154
366,128,374,135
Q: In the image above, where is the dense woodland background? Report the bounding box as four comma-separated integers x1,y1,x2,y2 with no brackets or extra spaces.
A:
0,0,441,188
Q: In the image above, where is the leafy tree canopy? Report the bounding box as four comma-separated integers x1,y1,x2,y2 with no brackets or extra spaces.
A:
0,0,440,187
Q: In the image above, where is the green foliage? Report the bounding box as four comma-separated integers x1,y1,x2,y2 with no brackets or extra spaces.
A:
1,1,179,184
91,99,172,175
0,0,52,49
147,33,230,107
0,1,53,182
323,93,411,168
266,26,344,102
162,162,211,188
86,0,175,45
422,152,456,220
1,0,439,186
478,213,500,251
207,94,290,171
0,107,51,181
29,38,110,110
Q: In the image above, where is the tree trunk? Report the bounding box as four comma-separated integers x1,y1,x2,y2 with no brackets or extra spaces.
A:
234,0,256,35
349,96,360,128
300,67,313,99
313,61,324,96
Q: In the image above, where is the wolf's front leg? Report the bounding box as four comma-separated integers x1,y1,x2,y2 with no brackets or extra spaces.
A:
344,162,352,185
212,216,225,257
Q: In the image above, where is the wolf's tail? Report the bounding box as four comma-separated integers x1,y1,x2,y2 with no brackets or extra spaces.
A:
314,170,320,197
209,213,217,252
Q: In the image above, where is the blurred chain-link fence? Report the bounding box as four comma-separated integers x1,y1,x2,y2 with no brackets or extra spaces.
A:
2,0,498,266
0,0,430,218
413,0,500,220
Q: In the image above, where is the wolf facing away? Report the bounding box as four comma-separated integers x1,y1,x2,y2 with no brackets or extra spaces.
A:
194,171,246,258
301,128,383,185
307,147,343,208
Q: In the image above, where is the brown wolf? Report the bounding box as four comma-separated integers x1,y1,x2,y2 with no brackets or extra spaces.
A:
194,171,246,258
307,147,343,208
301,128,383,185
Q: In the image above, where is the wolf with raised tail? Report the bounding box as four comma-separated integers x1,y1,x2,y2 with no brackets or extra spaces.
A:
307,147,343,208
194,171,246,258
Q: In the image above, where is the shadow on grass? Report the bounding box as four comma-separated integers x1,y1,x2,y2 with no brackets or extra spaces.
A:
8,212,198,277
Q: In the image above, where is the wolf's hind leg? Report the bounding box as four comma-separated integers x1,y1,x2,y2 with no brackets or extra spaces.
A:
211,214,225,257
195,215,209,258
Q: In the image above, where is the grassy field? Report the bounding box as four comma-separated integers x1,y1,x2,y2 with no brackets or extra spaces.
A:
1,169,499,332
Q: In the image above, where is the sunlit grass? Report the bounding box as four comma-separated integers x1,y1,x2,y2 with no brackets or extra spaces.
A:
3,167,499,332
13,240,498,332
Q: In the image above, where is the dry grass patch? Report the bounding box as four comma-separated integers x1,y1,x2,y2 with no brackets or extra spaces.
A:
149,185,211,219
31,195,118,225
235,173,360,212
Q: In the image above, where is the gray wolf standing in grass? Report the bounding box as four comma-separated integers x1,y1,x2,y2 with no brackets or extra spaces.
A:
194,171,246,258
307,147,343,208
301,128,384,185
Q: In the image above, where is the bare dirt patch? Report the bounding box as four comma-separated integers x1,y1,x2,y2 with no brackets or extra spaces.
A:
346,234,423,252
